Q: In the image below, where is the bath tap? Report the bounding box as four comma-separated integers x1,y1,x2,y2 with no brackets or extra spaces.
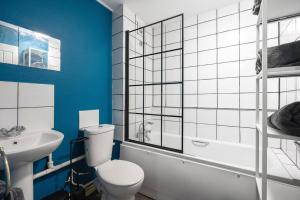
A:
0,126,26,137
136,122,153,142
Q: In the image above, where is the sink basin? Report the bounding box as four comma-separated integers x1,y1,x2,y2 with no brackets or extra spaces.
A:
0,130,64,200
0,130,64,168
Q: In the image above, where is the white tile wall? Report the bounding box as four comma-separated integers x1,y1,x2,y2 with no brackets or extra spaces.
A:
0,81,18,108
0,81,54,133
118,0,300,155
18,83,54,107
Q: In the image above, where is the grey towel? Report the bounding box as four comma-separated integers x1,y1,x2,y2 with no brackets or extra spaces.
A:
6,188,24,200
0,180,5,200
252,0,261,15
268,102,300,136
256,40,300,74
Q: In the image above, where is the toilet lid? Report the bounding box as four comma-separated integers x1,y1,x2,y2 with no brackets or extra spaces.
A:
97,160,144,186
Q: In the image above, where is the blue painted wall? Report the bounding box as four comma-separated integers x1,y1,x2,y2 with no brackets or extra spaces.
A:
0,0,114,199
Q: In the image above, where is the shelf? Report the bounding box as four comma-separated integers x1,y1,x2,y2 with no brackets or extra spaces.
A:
256,66,300,79
257,0,300,24
256,177,300,200
256,123,300,141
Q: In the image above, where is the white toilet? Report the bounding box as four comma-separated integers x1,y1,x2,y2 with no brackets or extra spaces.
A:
83,124,144,200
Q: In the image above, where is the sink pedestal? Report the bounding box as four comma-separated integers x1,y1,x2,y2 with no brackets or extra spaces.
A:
11,163,33,200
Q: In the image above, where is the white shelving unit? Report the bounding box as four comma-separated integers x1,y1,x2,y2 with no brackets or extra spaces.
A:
255,0,300,200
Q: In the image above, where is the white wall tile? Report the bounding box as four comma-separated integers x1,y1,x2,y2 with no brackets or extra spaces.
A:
240,42,256,60
184,123,196,137
217,110,239,126
198,10,216,23
198,94,217,108
185,39,197,53
240,10,257,27
185,16,197,27
184,53,197,67
198,20,217,37
112,32,124,50
198,79,217,93
198,49,217,65
240,26,256,43
112,17,123,35
184,67,197,80
112,110,124,125
241,128,255,146
184,95,197,107
19,107,54,132
0,109,17,129
218,46,239,62
112,48,124,65
79,109,99,129
19,83,54,107
184,108,197,123
217,126,239,143
112,79,124,94
184,81,197,94
240,110,256,128
217,14,239,32
240,0,253,11
184,25,197,40
197,109,216,124
218,94,239,108
240,59,256,76
218,29,239,47
218,3,239,17
198,35,217,51
0,81,18,108
240,93,256,109
240,76,256,93
197,124,216,139
112,63,123,79
218,78,239,93
198,64,217,79
218,62,239,78
112,95,123,110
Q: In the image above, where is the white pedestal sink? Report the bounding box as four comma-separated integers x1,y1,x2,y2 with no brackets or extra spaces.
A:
0,130,64,200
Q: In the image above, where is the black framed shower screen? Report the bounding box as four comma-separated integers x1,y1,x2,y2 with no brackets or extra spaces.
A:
125,14,184,153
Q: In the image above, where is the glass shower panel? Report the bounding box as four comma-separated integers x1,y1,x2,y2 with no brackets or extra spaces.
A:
162,116,182,150
126,14,183,153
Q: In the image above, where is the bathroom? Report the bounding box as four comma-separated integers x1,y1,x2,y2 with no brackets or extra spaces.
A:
0,0,300,199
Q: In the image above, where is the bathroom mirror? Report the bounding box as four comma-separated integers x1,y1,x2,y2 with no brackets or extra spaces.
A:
0,20,61,71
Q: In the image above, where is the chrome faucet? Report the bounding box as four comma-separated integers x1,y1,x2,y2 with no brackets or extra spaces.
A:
136,121,153,142
0,126,26,137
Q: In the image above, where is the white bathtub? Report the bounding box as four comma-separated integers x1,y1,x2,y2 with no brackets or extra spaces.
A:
122,132,294,200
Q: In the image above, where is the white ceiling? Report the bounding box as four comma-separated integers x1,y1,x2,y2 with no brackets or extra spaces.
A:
98,0,242,23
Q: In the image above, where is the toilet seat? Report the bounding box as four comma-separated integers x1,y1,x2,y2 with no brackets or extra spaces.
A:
96,160,144,187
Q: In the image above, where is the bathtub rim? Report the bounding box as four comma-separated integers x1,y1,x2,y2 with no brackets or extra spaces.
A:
121,141,300,187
